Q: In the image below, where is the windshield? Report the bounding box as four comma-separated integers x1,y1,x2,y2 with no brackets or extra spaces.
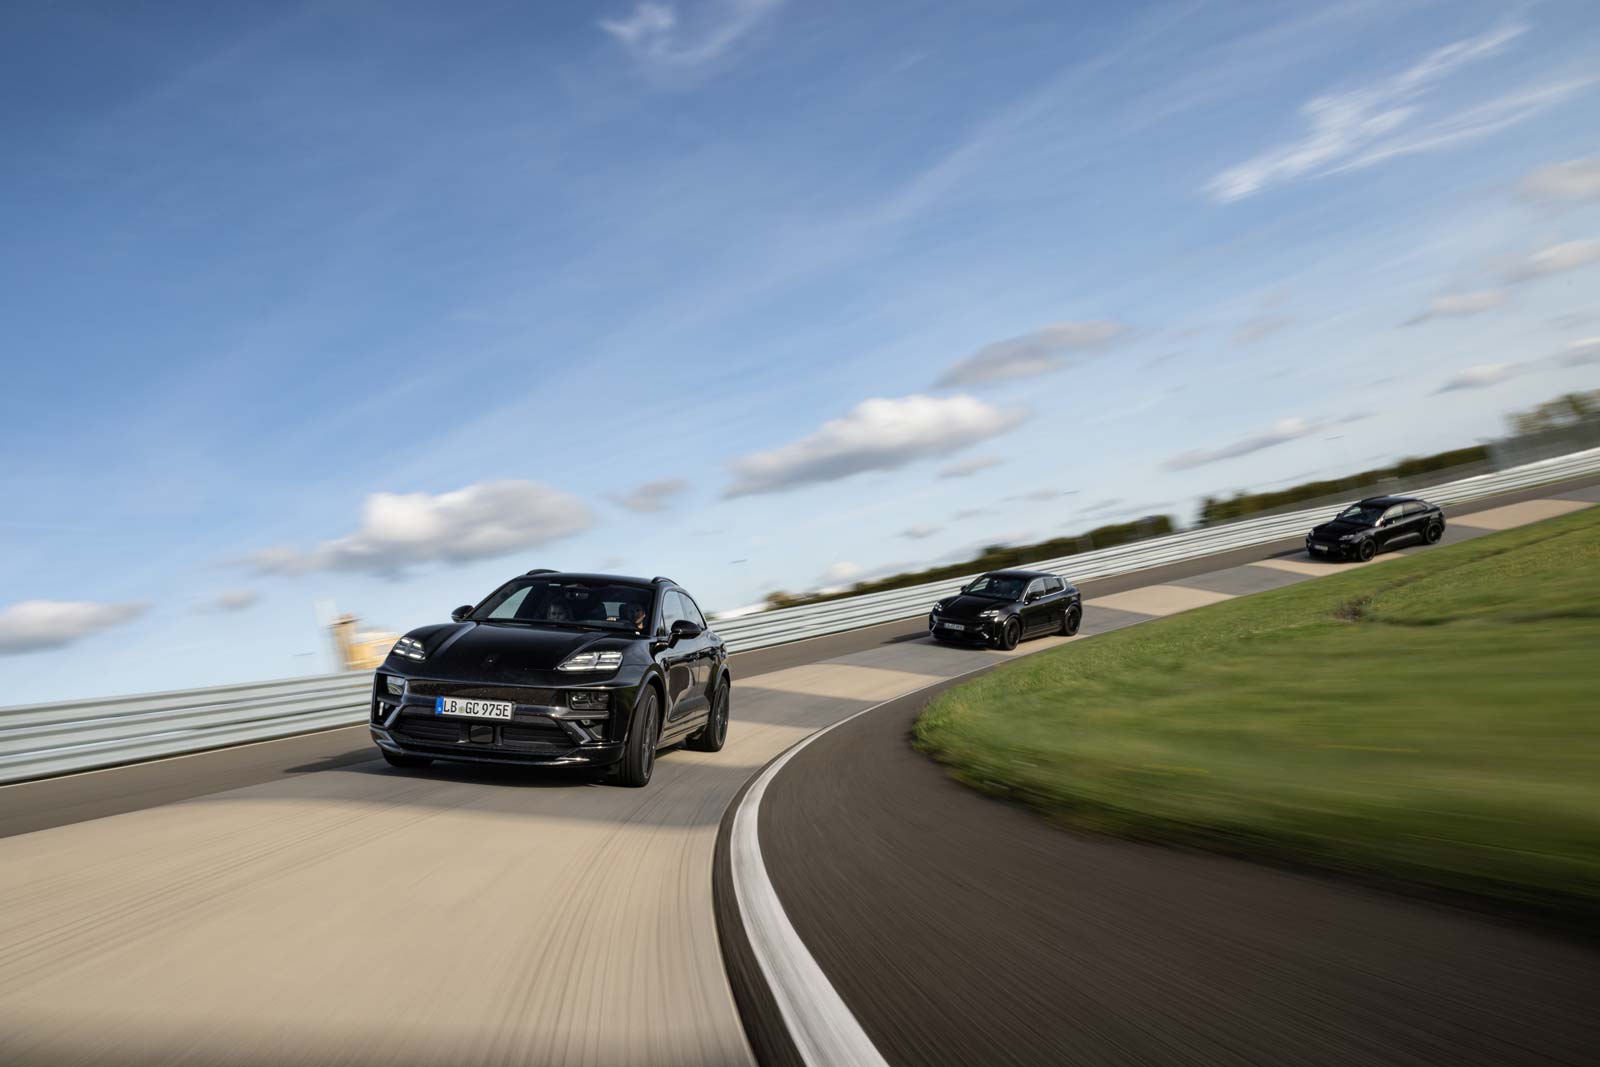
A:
964,574,1027,600
1336,505,1386,525
472,579,654,633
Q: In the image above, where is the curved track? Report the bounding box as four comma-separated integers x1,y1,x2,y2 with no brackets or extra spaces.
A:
1,479,1597,1066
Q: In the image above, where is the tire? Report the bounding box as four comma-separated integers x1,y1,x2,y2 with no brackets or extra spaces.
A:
381,750,432,770
1060,605,1082,637
613,687,660,788
1424,522,1443,544
998,617,1021,651
1356,539,1376,562
687,679,730,753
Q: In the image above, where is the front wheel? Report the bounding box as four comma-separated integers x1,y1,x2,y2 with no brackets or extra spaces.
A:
997,617,1021,651
1424,522,1443,544
1060,605,1082,637
687,679,729,753
1356,539,1377,562
381,750,432,770
613,688,660,788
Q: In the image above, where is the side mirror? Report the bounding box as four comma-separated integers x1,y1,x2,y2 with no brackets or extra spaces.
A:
450,605,473,622
669,619,704,642
1025,591,1041,603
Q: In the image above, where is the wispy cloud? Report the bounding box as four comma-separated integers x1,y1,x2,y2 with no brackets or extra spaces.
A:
1163,417,1319,470
900,524,942,540
198,589,259,613
1561,338,1600,367
248,481,594,576
0,600,148,655
1520,157,1600,206
935,321,1125,387
1006,488,1078,504
1206,23,1589,201
938,456,1004,479
599,0,780,69
612,478,689,513
1233,316,1291,344
1405,290,1506,325
1505,239,1600,282
724,395,1028,498
1435,363,1521,393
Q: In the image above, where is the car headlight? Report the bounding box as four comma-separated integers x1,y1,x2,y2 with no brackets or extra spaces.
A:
558,650,624,673
390,637,426,661
384,674,405,696
1340,532,1363,542
978,609,1000,619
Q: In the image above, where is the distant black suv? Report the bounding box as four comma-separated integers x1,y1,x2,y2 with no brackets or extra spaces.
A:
370,572,730,787
1306,496,1445,562
929,569,1082,650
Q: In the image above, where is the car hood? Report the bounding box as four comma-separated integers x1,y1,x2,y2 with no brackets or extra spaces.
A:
935,594,1012,620
394,622,636,682
1311,519,1370,539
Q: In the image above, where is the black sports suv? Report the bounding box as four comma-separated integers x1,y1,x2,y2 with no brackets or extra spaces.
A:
1306,495,1445,562
929,569,1082,650
370,571,730,787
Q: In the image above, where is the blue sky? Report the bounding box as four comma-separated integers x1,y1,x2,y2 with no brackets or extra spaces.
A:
3,0,1599,702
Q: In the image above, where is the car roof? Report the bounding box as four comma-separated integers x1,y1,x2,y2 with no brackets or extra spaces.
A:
983,568,1056,580
521,571,664,588
1356,495,1421,506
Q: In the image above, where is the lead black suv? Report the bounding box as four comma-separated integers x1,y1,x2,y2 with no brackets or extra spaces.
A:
929,569,1082,650
370,571,730,787
1306,496,1445,562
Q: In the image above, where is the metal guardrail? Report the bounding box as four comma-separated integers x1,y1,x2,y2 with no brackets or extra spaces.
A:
3,445,1598,785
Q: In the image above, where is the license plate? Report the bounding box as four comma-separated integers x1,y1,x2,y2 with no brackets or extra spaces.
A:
941,622,967,631
435,697,514,720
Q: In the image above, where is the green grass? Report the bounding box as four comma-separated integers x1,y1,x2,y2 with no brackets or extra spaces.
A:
915,506,1600,926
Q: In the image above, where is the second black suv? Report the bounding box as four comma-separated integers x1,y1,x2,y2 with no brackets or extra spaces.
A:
929,569,1082,650
1306,496,1445,562
370,572,730,787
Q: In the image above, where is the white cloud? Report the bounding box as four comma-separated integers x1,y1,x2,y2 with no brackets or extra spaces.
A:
612,477,688,513
1561,338,1600,367
900,524,942,540
817,561,862,587
937,456,1004,479
1233,316,1291,344
1506,239,1600,282
1006,488,1077,503
724,394,1028,497
1205,23,1587,201
1406,290,1507,325
1520,158,1600,205
599,0,779,68
1436,363,1520,393
204,589,259,613
1163,417,1318,470
0,600,148,655
249,481,594,576
935,321,1125,387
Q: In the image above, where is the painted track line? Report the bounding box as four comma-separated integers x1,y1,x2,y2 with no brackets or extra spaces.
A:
729,662,998,1067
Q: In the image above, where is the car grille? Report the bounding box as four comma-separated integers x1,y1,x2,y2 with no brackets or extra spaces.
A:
501,721,572,746
406,681,559,706
397,716,463,743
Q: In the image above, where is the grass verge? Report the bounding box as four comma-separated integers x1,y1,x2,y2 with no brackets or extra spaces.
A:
915,506,1600,928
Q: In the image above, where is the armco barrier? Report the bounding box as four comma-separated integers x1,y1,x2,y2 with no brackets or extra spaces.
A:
3,445,1597,784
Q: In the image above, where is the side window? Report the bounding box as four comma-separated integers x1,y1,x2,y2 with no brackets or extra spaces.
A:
1403,502,1427,517
1026,579,1045,601
1043,577,1064,595
1382,505,1404,524
677,592,707,629
659,592,685,634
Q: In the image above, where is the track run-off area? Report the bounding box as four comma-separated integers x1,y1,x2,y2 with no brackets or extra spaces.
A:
2,479,1598,1066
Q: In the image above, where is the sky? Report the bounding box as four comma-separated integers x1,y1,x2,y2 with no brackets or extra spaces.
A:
2,0,1599,703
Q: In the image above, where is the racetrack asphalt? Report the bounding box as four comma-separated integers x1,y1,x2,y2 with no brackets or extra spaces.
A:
1,475,1597,1065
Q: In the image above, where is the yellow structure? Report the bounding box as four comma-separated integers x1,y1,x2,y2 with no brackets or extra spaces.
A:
329,614,400,672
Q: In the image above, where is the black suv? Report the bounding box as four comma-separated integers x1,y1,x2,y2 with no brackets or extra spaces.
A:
370,571,730,787
1306,496,1445,562
929,569,1082,650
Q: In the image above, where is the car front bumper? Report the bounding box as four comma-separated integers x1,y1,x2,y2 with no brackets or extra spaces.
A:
1306,540,1355,559
929,616,999,644
371,724,626,768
